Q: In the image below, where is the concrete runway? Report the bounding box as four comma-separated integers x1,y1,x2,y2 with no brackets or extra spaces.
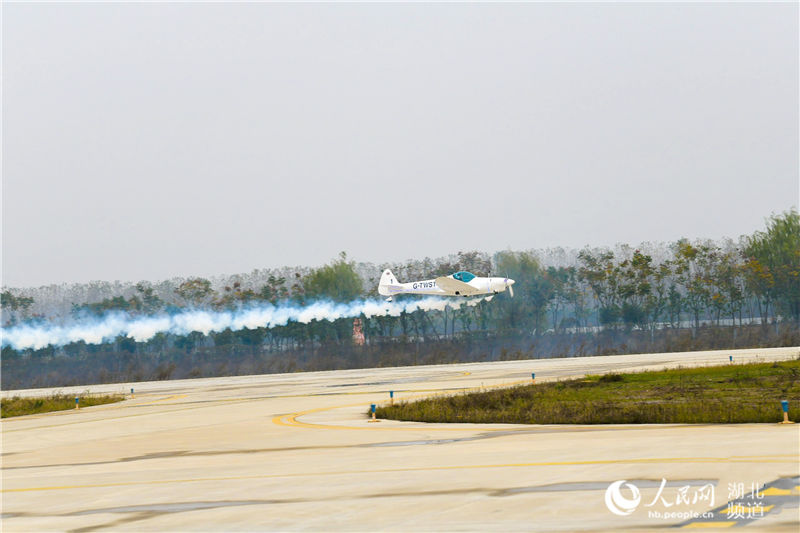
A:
2,346,799,531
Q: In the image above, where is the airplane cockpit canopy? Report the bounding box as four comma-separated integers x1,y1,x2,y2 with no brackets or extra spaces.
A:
452,271,476,283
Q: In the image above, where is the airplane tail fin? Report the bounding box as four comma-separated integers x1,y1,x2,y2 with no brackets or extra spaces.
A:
378,269,400,296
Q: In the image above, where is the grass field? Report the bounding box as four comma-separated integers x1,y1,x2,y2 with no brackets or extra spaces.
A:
376,359,800,424
1,393,125,418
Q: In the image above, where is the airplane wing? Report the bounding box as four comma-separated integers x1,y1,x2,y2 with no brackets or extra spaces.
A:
435,276,482,296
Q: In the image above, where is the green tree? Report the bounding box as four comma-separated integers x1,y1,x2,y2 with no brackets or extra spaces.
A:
259,275,288,304
672,240,718,333
645,261,673,335
72,295,143,316
494,251,553,334
616,249,654,329
175,278,214,307
665,283,683,328
303,252,363,303
714,249,745,327
578,249,620,327
301,253,364,346
741,256,774,324
745,210,800,323
454,251,492,276
1,291,34,324
562,266,590,331
215,281,258,309
135,282,164,313
547,267,570,332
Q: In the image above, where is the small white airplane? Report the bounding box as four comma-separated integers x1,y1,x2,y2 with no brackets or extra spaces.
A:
378,269,515,302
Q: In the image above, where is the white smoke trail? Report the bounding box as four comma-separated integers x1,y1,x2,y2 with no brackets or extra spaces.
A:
1,296,495,351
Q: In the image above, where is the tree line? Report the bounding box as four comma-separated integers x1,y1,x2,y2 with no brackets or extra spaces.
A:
2,210,798,389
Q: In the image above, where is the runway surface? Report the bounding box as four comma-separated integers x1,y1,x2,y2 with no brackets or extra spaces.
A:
2,346,799,531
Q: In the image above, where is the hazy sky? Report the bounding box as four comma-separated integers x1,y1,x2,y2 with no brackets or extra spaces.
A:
3,2,798,287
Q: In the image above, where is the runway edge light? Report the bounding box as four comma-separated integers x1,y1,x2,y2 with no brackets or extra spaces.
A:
368,403,380,423
75,397,79,410
779,400,794,424
531,372,536,382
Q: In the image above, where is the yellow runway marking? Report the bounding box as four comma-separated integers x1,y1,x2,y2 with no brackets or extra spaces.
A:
272,379,533,432
135,394,188,406
3,455,796,493
6,383,459,433
761,487,793,496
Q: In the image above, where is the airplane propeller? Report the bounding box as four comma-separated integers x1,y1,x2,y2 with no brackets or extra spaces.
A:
505,277,514,298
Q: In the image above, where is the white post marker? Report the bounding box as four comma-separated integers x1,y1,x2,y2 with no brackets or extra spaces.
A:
368,403,380,423
779,400,794,424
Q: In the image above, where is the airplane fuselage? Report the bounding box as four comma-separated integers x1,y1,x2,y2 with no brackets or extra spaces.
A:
385,277,508,296
379,269,515,300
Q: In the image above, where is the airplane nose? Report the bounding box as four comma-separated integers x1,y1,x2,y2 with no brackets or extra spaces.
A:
507,279,515,285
